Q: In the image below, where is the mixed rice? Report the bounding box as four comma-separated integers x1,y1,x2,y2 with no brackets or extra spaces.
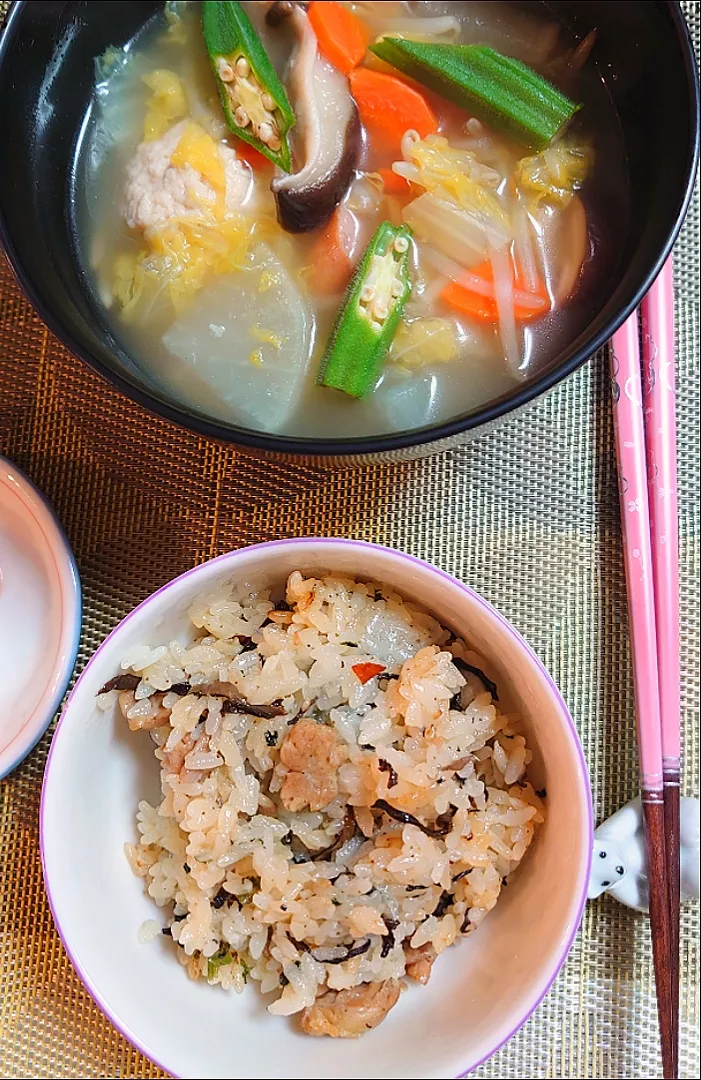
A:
99,572,544,1038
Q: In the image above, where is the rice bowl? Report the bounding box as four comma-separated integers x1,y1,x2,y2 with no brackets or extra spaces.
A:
41,539,592,1078
103,569,544,1036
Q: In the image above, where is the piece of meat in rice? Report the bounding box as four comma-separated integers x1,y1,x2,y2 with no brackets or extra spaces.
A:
403,942,437,985
278,718,347,812
123,119,251,231
300,979,401,1038
118,690,170,732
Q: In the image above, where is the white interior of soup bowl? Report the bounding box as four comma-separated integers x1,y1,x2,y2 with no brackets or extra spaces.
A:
41,539,592,1080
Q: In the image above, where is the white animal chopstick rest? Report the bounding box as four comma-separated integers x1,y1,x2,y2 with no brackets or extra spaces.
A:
588,796,700,911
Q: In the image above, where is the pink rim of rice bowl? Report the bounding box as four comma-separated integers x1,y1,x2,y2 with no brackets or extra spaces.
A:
40,538,592,1080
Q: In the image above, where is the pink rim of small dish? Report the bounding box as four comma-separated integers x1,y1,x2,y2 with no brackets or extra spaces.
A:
0,457,81,779
40,538,593,1079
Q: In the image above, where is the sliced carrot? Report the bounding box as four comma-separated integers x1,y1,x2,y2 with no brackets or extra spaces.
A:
379,167,413,196
441,258,550,322
235,141,271,171
352,662,386,685
306,206,358,296
442,282,497,321
308,1,369,75
349,67,438,154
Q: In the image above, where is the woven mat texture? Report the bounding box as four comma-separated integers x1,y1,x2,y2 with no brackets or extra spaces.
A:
0,3,699,1077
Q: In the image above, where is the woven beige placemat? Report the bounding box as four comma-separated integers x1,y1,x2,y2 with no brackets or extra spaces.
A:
0,4,698,1077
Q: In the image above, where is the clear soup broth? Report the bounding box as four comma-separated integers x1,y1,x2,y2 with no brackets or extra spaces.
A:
75,1,629,439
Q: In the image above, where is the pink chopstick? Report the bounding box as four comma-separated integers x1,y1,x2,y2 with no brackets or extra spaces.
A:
642,258,680,1076
610,314,664,794
641,262,681,779
610,311,674,1078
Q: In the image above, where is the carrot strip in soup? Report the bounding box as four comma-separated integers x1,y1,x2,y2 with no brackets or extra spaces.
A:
349,67,438,154
235,141,272,171
308,1,369,75
442,283,497,321
379,167,413,195
306,207,358,296
441,258,550,322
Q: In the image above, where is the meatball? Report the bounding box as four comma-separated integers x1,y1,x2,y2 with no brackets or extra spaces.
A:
124,119,251,231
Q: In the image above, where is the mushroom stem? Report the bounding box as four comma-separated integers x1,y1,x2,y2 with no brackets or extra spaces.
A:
271,5,361,233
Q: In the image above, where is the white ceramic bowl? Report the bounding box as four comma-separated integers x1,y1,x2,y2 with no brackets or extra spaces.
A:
0,456,81,778
41,539,592,1080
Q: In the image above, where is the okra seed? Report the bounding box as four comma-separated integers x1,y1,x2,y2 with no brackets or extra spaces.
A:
235,57,250,77
258,122,274,145
268,136,282,152
370,320,383,332
360,285,375,303
217,58,235,83
393,237,409,254
373,302,389,321
391,281,404,298
262,93,276,112
235,107,251,128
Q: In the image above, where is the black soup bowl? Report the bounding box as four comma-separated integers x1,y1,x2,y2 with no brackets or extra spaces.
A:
0,1,698,462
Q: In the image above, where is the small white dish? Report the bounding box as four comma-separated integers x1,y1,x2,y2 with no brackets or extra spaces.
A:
42,539,591,1079
0,456,81,778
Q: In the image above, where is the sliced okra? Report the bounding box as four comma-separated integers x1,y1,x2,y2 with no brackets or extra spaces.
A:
202,1,295,171
317,222,413,399
370,39,580,151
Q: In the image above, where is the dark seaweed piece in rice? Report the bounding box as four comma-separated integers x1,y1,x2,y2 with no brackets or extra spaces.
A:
374,799,457,838
432,891,454,918
169,682,192,696
284,809,358,865
451,657,499,701
311,939,372,965
98,673,140,694
381,917,398,958
314,808,358,861
378,758,398,788
287,835,313,864
221,696,287,720
170,680,287,720
460,910,477,934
